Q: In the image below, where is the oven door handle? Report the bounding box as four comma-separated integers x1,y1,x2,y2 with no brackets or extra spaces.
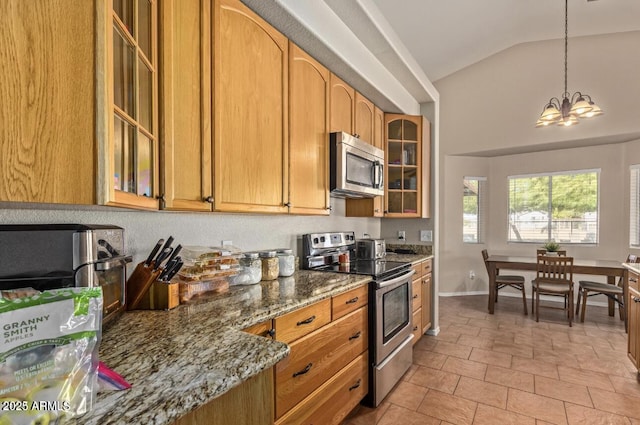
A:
376,269,415,288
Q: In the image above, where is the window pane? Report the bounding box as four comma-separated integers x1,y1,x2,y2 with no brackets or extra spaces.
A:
388,192,402,213
402,120,417,141
113,26,136,116
114,115,135,192
508,171,598,244
113,0,134,35
138,0,152,59
631,167,640,247
464,178,486,243
137,132,153,197
138,57,153,131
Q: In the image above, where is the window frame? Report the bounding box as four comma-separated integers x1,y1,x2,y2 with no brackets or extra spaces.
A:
630,165,640,247
463,176,486,244
507,168,600,245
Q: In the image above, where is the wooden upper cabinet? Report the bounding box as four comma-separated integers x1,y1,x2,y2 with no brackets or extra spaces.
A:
105,0,160,210
354,92,374,145
160,0,213,211
330,74,355,134
373,106,384,151
214,0,289,213
288,42,331,215
0,0,96,205
422,118,432,218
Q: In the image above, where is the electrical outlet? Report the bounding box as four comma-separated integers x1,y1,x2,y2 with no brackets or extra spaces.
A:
221,240,233,246
420,230,432,242
397,230,406,240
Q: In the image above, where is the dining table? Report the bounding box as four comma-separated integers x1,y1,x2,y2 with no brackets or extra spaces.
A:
485,255,628,319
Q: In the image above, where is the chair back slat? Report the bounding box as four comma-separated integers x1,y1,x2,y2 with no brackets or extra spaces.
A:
536,255,573,285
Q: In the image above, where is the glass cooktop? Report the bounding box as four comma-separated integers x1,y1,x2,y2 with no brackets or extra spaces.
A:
314,259,410,279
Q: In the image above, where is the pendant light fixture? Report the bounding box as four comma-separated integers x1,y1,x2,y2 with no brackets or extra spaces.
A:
536,0,603,127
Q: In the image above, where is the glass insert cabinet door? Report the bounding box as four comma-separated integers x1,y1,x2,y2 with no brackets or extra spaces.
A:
110,0,158,208
385,115,422,216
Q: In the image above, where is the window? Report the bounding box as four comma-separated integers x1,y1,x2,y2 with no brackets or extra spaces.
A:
630,166,640,247
508,170,599,244
463,177,486,243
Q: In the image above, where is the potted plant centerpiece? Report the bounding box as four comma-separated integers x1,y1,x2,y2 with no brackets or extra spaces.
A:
542,240,561,255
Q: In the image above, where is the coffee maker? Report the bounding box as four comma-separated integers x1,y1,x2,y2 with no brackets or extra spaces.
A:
0,224,132,324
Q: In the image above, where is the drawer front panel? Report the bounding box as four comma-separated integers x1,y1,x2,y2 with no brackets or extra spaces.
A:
630,272,639,292
332,284,368,320
411,263,422,278
411,278,421,312
243,319,273,339
412,307,422,345
275,352,368,425
422,258,432,275
274,298,332,344
275,306,368,418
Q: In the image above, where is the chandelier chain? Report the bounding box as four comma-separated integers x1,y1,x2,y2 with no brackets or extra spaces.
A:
564,0,568,97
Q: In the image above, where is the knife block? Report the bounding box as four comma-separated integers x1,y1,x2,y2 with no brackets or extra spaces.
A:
137,281,180,310
126,262,163,310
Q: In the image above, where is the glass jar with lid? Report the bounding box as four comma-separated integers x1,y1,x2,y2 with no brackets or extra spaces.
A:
259,251,279,281
232,252,262,285
276,249,295,277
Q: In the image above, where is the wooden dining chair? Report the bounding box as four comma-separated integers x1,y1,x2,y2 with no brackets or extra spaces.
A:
532,255,574,326
575,254,639,327
482,249,527,315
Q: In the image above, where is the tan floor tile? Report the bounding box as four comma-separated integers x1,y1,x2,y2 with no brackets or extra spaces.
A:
456,333,494,350
402,364,420,382
552,341,599,357
590,388,640,419
533,348,579,368
473,403,536,425
447,323,481,336
343,401,391,425
574,355,635,378
534,375,593,407
385,380,428,411
414,349,448,369
469,347,512,367
565,403,632,425
478,327,516,343
441,356,487,380
377,403,440,425
414,336,438,351
512,355,559,379
417,389,477,425
506,388,568,425
493,340,534,358
609,375,640,398
432,340,472,359
557,365,615,392
454,376,508,408
408,365,460,394
433,331,461,344
485,365,534,392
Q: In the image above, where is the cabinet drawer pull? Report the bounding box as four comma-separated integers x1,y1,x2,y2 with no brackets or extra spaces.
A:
413,294,419,299
631,278,638,283
349,331,362,341
634,297,640,303
293,363,313,377
262,329,275,338
349,379,362,391
296,315,316,326
413,326,418,331
346,297,359,304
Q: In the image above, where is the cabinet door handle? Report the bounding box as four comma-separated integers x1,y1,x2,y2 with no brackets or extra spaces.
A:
203,196,214,203
349,331,362,341
293,363,313,377
346,297,359,304
413,294,419,299
413,325,418,331
349,379,362,391
633,297,640,303
631,278,638,283
297,315,316,326
262,329,275,338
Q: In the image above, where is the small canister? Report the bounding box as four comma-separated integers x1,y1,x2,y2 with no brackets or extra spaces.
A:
234,252,262,285
259,251,279,281
276,249,295,277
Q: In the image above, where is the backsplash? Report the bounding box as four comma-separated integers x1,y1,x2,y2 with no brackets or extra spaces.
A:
0,199,380,268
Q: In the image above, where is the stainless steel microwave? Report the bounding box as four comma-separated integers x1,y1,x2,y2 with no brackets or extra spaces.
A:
329,132,384,198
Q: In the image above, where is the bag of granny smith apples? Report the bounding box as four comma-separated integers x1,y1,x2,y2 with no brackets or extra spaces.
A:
0,287,103,424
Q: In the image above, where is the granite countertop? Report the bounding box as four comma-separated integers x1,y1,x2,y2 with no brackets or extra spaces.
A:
68,270,371,425
385,252,433,265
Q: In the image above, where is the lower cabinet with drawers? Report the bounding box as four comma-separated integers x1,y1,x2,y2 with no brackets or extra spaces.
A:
244,284,369,425
411,257,433,344
627,269,640,371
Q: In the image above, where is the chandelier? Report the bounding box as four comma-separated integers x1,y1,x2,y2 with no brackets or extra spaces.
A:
536,0,603,127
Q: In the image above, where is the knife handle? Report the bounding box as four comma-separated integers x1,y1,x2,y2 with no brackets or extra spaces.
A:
145,239,164,266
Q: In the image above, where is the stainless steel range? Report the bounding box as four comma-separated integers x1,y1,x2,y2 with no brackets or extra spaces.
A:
302,231,415,407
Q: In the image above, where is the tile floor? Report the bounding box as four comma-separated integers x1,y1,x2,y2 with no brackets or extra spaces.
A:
343,294,640,425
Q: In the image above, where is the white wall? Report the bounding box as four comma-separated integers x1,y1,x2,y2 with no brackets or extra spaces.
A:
0,198,381,269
